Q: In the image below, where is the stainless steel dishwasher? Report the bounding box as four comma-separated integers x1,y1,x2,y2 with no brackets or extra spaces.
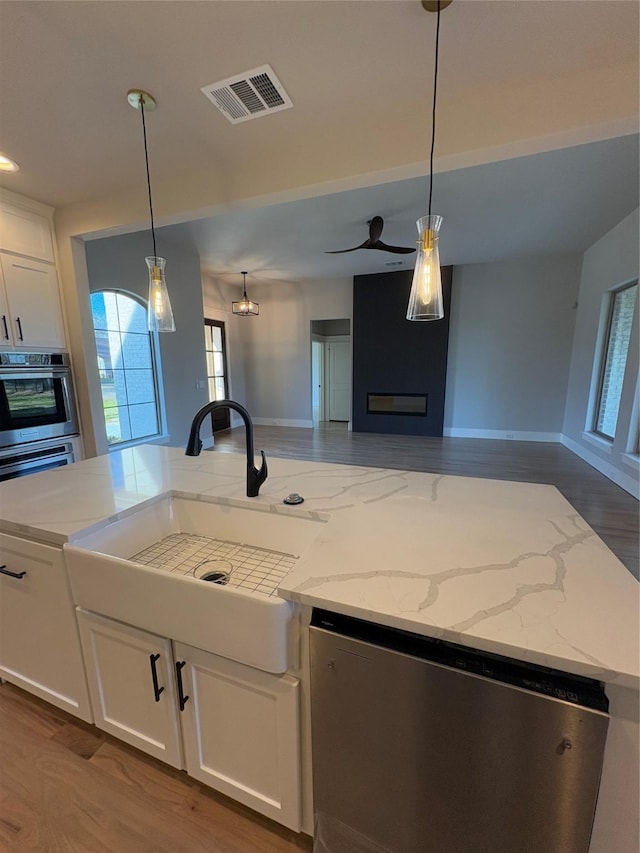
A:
310,609,609,853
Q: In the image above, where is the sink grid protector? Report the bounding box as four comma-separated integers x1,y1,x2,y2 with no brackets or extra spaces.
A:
131,532,298,597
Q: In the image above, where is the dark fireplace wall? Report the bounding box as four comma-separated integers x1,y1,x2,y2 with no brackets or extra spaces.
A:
352,267,452,436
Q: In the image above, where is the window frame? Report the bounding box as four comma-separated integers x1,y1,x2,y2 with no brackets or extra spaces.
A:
592,279,638,442
90,288,165,449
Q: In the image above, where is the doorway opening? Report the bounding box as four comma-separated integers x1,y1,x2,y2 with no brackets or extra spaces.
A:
310,319,351,426
204,318,230,432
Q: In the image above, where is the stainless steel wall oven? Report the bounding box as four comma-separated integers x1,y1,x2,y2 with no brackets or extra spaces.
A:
0,352,79,449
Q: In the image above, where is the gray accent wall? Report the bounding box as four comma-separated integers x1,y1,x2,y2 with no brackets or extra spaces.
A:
444,255,582,436
85,231,208,449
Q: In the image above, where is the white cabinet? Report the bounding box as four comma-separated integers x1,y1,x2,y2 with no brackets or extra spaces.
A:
76,610,302,831
0,533,92,721
0,252,65,349
176,641,301,831
0,200,54,262
77,610,183,768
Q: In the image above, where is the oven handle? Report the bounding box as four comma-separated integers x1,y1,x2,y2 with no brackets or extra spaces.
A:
0,565,27,580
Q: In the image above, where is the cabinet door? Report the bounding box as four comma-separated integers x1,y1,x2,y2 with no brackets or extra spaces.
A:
175,641,301,831
0,252,65,349
77,610,183,768
0,265,13,345
0,534,92,721
0,202,54,262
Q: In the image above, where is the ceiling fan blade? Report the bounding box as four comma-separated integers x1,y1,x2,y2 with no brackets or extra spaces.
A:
368,216,384,244
325,240,370,254
372,240,416,254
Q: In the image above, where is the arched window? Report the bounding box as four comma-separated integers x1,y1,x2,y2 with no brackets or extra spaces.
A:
90,290,162,446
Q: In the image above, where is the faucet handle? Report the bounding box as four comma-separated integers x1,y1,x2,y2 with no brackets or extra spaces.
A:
257,450,268,483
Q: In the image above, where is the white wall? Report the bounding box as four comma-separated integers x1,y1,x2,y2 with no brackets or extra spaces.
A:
444,255,582,439
85,232,209,451
562,208,639,497
219,277,352,426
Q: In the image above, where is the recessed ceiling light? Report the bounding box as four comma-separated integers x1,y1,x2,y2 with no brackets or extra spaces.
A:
0,153,19,172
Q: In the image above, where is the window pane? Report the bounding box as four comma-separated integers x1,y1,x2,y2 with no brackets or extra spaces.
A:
100,370,127,409
121,332,152,369
212,326,223,351
124,369,156,405
213,352,224,375
105,406,132,445
596,284,638,439
215,377,225,400
116,293,148,334
206,352,215,377
208,378,218,401
90,292,108,330
129,402,159,439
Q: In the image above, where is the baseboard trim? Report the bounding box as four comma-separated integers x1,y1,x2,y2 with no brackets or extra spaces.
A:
560,435,639,499
444,428,562,442
252,418,314,429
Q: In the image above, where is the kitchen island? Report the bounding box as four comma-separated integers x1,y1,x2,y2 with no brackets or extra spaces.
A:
0,444,637,852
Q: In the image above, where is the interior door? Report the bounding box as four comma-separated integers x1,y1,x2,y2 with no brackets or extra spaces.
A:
204,319,230,432
327,340,350,421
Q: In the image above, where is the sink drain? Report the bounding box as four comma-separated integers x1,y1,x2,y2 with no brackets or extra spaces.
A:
201,571,230,584
195,559,233,585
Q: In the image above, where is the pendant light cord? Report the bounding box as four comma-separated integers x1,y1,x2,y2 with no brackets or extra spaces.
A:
428,0,441,219
139,94,157,259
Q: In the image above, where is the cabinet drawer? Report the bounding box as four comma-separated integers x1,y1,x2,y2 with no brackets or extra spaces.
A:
0,533,91,721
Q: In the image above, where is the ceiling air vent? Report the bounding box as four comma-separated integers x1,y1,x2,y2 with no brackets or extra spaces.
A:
201,64,293,124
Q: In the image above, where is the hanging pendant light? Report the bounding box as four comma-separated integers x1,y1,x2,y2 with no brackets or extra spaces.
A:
407,0,450,322
127,89,176,332
232,272,259,316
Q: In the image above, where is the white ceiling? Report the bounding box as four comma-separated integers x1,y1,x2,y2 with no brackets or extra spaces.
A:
0,1,638,284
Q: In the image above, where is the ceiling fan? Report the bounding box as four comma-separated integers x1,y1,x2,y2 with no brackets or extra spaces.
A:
326,216,416,255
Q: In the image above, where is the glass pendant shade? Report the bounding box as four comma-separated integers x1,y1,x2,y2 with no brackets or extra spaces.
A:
232,273,259,316
146,256,175,332
406,214,444,321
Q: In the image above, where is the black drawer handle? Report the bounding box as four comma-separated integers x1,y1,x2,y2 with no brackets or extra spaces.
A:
175,660,189,711
0,565,26,579
149,653,164,702
1,315,8,340
16,317,24,341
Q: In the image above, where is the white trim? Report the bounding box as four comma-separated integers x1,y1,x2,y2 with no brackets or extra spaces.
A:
252,417,313,429
581,430,613,454
620,452,640,473
561,435,640,499
443,428,562,442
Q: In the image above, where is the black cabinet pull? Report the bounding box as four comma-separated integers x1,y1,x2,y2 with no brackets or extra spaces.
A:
149,653,164,702
0,565,26,579
175,660,189,711
1,315,8,340
16,317,24,341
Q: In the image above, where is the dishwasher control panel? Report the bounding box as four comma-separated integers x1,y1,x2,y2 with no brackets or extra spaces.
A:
311,608,608,713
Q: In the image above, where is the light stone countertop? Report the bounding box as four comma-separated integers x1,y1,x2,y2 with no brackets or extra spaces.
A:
0,444,637,689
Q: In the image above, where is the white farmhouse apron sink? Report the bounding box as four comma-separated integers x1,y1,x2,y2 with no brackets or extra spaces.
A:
63,493,326,673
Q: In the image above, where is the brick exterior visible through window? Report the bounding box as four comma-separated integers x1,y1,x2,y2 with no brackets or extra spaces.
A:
595,282,638,440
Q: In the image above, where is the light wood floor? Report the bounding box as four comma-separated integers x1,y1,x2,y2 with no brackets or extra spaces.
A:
212,422,639,580
0,682,313,853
